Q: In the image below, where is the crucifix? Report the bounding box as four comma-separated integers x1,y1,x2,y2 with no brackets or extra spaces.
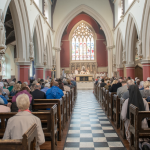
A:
52,65,56,79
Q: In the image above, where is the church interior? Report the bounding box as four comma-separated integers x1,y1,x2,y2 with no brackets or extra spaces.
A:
0,0,150,150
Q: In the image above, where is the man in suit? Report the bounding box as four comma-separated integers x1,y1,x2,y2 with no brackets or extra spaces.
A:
31,83,46,99
117,81,128,98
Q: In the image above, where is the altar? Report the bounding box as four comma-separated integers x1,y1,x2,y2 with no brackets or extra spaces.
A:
75,74,93,82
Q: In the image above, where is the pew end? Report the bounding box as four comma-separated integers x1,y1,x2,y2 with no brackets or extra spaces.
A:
0,123,37,150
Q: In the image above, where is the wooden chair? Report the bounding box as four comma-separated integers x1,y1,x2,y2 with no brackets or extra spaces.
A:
33,101,63,141
120,98,126,139
112,94,120,129
0,124,37,150
108,92,116,121
0,104,57,150
129,104,150,150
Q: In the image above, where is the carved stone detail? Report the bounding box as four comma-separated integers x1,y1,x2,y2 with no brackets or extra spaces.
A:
113,54,116,67
43,50,47,66
136,40,143,59
122,49,126,64
29,42,34,61
0,10,6,52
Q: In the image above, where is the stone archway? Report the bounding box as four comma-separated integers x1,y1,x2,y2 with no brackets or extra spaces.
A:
124,13,139,79
54,4,114,77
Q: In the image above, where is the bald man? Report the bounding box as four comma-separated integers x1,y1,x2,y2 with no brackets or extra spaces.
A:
31,83,46,99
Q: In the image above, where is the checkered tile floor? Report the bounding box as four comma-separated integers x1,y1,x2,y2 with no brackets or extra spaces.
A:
64,90,126,150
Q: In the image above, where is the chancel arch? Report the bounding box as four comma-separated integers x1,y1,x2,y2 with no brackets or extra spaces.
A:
54,4,113,77
60,13,108,76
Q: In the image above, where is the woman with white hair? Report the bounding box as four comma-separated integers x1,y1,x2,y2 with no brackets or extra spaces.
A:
3,93,45,150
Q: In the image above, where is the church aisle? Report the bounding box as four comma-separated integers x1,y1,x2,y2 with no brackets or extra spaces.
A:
64,90,126,150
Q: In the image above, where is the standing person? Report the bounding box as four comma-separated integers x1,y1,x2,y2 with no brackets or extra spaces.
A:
75,68,78,74
121,85,149,142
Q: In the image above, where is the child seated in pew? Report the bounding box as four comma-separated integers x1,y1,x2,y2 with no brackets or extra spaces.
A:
3,93,45,150
121,85,149,143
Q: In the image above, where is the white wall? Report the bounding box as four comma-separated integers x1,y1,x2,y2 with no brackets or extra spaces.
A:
53,0,113,32
114,0,145,50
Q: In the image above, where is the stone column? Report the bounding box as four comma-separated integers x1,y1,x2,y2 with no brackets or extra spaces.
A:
125,64,135,79
117,68,124,78
53,47,61,78
141,60,150,81
45,69,51,79
107,46,114,78
35,67,44,79
17,62,31,84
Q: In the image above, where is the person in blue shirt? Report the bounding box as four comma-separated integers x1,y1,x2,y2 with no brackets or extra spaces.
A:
41,83,50,94
46,81,64,99
0,88,8,105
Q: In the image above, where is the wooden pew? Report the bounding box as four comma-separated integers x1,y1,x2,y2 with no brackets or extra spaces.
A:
62,95,67,123
0,104,57,150
97,85,99,100
97,86,100,102
108,92,116,121
105,90,109,115
33,99,63,141
99,87,103,104
66,92,71,117
102,88,106,110
112,94,120,129
120,98,126,139
129,104,150,150
0,124,37,150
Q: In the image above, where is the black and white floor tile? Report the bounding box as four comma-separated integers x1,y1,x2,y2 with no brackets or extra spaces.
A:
64,90,126,150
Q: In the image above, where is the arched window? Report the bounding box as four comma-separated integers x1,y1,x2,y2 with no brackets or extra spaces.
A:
71,22,95,61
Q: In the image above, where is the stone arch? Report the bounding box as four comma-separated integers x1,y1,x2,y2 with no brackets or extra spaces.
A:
54,4,113,49
32,15,44,66
3,0,31,62
45,30,53,68
141,0,150,61
125,13,139,66
116,28,123,68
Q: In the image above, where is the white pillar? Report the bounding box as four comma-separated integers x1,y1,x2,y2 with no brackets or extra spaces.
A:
107,46,114,78
53,47,61,78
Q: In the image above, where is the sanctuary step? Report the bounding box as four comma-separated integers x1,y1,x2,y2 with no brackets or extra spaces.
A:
77,82,94,90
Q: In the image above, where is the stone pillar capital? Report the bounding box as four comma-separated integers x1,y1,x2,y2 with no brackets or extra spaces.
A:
16,61,31,66
53,47,61,51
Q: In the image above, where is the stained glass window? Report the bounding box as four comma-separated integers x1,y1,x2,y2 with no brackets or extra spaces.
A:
72,22,95,61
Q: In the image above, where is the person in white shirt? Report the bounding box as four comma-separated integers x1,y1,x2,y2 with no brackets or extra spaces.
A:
75,68,78,74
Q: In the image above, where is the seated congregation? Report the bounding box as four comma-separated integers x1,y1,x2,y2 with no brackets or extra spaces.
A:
94,76,150,150
0,77,77,150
